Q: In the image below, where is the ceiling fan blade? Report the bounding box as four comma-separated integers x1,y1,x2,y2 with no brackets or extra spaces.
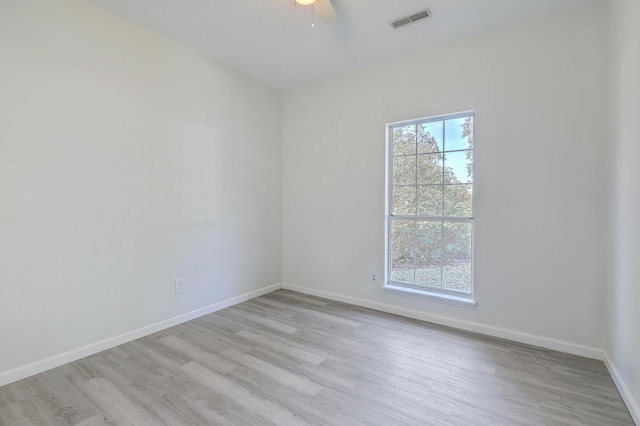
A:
313,0,337,24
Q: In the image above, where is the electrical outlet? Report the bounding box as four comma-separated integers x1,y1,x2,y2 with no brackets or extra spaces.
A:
371,273,379,284
175,278,184,294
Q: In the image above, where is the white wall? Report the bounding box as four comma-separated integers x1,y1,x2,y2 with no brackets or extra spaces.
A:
608,0,640,420
0,0,281,377
282,2,608,354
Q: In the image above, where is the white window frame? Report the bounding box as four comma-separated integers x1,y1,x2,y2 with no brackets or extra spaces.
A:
383,111,476,308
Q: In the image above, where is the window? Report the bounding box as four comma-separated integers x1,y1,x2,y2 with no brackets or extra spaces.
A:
385,112,474,304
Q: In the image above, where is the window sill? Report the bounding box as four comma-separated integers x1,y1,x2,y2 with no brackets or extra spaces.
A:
382,284,477,309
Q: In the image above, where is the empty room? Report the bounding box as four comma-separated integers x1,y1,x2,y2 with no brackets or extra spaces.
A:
0,0,638,424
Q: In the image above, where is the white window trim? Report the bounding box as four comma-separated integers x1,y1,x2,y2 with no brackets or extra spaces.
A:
382,283,477,308
384,111,476,307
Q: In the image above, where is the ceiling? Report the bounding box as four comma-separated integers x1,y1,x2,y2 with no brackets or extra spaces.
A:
89,0,594,89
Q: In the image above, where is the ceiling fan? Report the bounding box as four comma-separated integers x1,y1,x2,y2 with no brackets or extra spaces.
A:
295,0,337,24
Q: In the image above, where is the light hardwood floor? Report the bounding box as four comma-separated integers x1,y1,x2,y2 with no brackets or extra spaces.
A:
0,290,634,425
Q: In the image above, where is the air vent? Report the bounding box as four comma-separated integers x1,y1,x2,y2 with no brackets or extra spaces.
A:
391,9,432,29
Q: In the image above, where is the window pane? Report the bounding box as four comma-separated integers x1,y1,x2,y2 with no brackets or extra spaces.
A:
391,220,415,252
393,155,416,185
444,184,472,217
444,150,473,184
417,185,443,216
442,222,472,293
393,125,416,156
443,262,471,293
391,252,414,283
443,222,472,256
416,253,441,288
415,221,441,253
418,121,443,153
461,116,474,150
393,186,416,215
417,153,443,185
444,117,472,151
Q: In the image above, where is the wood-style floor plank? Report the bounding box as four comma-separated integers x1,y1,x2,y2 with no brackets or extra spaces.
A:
79,377,157,425
0,290,633,425
178,361,304,426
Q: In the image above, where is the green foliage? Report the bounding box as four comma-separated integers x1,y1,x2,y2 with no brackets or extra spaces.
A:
462,117,473,178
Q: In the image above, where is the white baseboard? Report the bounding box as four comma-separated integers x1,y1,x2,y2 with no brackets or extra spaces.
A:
0,282,283,388
281,282,604,360
604,354,640,425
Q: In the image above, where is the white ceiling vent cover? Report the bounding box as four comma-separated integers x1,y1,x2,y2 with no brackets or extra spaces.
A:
391,9,432,29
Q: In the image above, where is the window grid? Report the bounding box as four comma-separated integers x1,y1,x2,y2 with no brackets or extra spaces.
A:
387,112,474,297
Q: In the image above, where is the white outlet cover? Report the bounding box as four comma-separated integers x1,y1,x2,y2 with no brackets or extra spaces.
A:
175,279,184,294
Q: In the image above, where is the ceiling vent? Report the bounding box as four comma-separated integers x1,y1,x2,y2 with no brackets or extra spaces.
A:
390,9,432,29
